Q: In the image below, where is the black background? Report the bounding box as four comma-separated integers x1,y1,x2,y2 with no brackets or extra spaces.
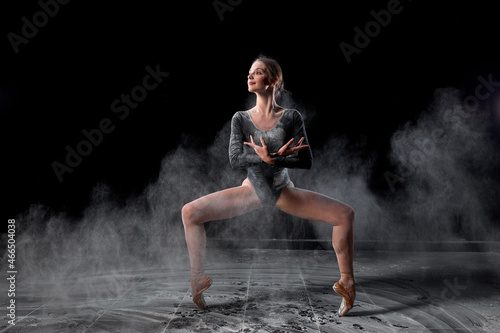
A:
1,0,499,227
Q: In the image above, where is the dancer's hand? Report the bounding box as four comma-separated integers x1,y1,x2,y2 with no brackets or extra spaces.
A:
244,135,274,164
273,137,309,157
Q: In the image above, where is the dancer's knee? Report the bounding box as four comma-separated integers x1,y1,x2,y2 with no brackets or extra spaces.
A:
342,205,355,227
182,202,198,226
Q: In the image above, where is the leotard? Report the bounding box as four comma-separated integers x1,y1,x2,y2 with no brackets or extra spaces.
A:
229,109,313,208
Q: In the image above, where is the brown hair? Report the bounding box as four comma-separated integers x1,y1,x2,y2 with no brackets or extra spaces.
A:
253,54,285,99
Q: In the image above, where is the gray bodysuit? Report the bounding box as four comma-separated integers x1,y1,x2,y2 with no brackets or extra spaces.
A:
229,109,313,208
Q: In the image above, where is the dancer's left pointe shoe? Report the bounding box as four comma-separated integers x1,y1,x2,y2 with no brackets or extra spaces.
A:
333,280,355,316
192,275,212,309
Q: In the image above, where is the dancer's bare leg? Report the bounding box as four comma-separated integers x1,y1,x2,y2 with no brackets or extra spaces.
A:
182,179,262,308
276,185,355,315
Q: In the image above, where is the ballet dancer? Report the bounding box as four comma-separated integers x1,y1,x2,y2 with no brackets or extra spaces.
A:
182,55,355,316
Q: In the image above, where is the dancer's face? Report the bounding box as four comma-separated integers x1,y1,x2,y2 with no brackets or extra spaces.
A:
247,61,273,94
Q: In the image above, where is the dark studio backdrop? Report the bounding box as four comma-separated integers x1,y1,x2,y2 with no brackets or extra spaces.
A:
1,0,500,258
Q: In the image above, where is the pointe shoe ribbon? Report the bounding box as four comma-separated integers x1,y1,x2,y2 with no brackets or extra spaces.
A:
333,280,355,316
192,275,212,309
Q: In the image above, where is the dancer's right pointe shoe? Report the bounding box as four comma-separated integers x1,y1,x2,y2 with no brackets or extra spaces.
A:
333,280,355,316
192,275,212,309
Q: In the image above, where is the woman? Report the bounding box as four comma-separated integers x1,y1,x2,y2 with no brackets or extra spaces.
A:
182,55,355,316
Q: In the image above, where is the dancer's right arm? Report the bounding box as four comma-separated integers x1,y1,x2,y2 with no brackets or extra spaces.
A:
229,112,262,169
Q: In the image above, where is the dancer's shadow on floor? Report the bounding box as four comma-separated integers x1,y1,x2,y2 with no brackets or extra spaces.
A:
345,276,468,319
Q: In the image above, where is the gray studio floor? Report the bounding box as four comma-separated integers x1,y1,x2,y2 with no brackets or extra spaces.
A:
1,248,499,333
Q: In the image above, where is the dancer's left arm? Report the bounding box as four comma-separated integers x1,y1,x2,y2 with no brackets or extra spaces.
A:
272,110,313,169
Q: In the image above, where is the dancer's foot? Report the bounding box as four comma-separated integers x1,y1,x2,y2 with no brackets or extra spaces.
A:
333,278,355,316
191,275,212,309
